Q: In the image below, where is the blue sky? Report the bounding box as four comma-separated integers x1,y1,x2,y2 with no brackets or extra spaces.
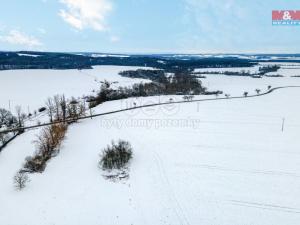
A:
0,0,299,53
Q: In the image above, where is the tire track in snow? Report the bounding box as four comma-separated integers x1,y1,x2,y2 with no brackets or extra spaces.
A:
151,150,191,225
228,200,300,214
175,163,300,178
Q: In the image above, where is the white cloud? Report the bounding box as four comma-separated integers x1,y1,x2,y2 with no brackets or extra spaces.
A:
0,30,43,49
59,0,113,31
0,22,6,32
110,35,120,43
38,28,47,34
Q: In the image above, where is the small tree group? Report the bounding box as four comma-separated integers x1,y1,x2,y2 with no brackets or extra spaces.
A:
89,70,206,109
99,140,133,170
0,108,17,128
0,108,20,147
23,124,68,173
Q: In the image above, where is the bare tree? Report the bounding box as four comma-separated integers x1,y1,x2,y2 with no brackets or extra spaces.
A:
243,92,249,97
46,98,54,123
183,96,189,101
78,101,86,118
0,133,8,145
255,89,261,95
15,105,23,127
60,95,67,122
13,172,29,190
53,95,61,121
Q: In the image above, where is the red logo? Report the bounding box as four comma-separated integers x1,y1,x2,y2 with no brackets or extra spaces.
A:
272,10,300,20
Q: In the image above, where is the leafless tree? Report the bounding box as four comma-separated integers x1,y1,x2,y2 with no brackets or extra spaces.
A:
53,95,61,121
13,172,29,190
0,133,8,145
46,98,54,122
60,95,67,122
15,105,23,127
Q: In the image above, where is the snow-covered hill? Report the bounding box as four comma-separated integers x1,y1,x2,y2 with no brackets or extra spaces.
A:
1,66,300,225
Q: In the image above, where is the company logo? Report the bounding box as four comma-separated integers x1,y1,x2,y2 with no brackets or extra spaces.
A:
272,10,300,25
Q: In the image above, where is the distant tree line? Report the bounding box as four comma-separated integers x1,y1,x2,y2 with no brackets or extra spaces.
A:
0,51,258,72
119,69,166,82
258,65,280,74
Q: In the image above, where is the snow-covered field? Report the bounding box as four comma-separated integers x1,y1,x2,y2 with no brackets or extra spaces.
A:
202,76,300,96
0,66,151,111
194,62,300,77
1,66,300,225
195,62,300,96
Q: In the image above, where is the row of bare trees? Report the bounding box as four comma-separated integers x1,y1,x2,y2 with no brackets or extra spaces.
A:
45,95,86,123
23,123,68,174
14,123,67,190
14,123,68,190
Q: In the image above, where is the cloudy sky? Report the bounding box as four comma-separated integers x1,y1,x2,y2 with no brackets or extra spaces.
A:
0,0,299,53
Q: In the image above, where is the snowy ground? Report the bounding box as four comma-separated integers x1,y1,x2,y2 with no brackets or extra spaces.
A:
196,62,300,96
1,66,300,225
194,62,300,76
0,66,151,112
202,76,300,96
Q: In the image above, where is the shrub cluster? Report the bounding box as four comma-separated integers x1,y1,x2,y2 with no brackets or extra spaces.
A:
100,140,133,170
23,124,67,173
